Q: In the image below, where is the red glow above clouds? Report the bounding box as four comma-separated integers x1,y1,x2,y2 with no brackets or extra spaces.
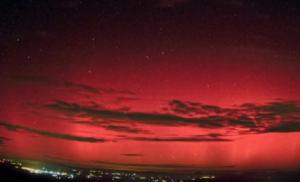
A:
1,0,300,172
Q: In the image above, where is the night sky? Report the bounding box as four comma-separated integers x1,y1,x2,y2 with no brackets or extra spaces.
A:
1,0,300,172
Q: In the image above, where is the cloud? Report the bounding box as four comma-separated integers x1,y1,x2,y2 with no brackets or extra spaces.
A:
9,75,100,95
5,99,299,145
63,81,100,94
122,153,144,157
0,121,107,143
123,136,232,142
92,160,235,172
266,122,300,133
227,115,256,128
63,81,135,96
0,136,9,145
168,100,208,115
72,120,150,134
241,100,300,116
103,125,150,134
45,100,225,128
44,99,300,135
0,120,230,143
9,75,135,96
10,75,57,86
167,100,227,116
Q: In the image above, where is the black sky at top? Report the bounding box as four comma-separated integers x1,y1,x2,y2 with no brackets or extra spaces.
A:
0,0,300,76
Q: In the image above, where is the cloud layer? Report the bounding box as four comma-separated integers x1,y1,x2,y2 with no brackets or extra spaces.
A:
3,75,300,145
0,121,107,143
44,99,300,135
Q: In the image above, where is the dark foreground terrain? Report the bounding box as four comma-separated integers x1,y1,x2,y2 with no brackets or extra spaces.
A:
0,163,300,182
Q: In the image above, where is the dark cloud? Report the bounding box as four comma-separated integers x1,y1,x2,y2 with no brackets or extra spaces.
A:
72,120,150,134
227,115,256,128
0,136,9,145
9,75,57,86
92,160,235,172
241,100,300,116
121,136,232,142
122,153,144,157
168,100,224,116
266,122,300,133
44,99,300,134
103,125,150,134
0,121,107,143
6,100,300,144
45,100,223,128
9,75,135,96
63,81,135,96
2,120,231,144
63,81,100,94
239,101,300,133
168,100,208,115
261,101,300,115
116,106,131,112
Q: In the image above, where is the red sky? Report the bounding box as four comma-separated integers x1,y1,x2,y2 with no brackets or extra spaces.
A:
1,0,300,172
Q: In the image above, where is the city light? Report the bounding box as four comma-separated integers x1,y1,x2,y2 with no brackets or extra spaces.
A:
0,158,221,182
